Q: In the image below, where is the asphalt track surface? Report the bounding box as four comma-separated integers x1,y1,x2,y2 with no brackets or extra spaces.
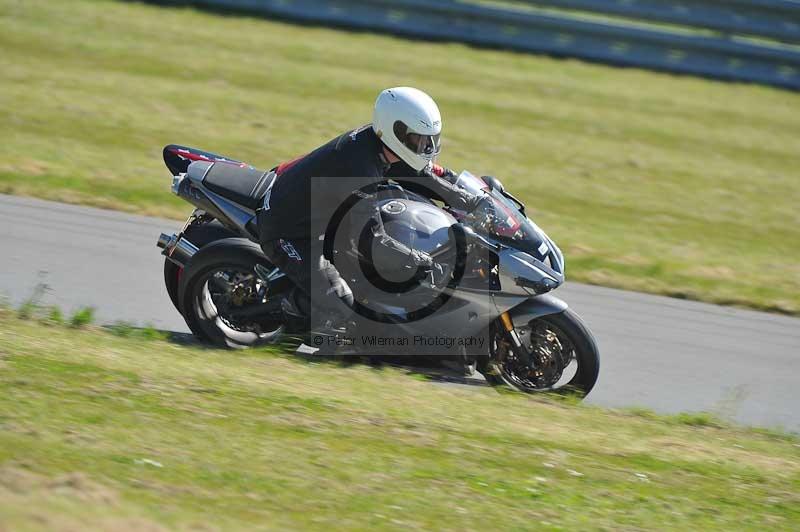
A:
1,194,798,431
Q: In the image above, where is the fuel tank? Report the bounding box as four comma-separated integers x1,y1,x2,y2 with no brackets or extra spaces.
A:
377,198,456,255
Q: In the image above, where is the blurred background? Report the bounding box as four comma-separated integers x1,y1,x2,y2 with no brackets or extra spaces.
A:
2,0,798,315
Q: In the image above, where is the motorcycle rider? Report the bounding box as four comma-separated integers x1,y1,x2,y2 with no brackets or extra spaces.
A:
256,87,480,338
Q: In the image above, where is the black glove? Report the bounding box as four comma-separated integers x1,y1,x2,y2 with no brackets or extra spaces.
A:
467,195,498,232
465,192,494,213
441,167,458,179
429,164,457,180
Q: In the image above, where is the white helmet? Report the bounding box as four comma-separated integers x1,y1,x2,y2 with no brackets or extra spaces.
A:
372,87,442,172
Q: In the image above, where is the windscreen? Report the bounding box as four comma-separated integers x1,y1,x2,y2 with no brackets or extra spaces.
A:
454,172,561,270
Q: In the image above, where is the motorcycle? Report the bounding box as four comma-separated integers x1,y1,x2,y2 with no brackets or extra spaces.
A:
157,144,600,395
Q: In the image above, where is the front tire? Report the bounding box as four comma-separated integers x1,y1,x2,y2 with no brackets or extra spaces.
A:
483,309,600,397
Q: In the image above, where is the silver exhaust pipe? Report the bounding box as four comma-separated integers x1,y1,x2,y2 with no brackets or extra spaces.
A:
157,233,199,267
156,232,173,249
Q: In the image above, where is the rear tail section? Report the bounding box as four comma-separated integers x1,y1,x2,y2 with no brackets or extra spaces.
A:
163,144,245,176
162,145,272,241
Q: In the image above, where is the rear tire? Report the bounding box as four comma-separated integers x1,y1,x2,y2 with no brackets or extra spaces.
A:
164,220,238,314
178,238,288,348
483,308,600,397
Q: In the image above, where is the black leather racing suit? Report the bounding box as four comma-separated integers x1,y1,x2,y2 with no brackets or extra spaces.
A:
256,124,477,330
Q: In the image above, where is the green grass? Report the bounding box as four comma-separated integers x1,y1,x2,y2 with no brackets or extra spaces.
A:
68,306,95,328
1,0,799,314
1,311,799,530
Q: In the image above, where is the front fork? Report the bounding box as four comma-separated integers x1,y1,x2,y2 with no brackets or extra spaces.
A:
497,311,532,366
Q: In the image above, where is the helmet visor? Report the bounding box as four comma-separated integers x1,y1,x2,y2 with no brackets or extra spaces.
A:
393,121,441,158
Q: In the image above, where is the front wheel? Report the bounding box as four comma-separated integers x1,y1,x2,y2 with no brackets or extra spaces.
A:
482,309,600,397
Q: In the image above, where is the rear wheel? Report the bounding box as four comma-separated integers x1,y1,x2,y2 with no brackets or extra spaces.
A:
178,238,290,348
482,309,599,397
164,220,237,314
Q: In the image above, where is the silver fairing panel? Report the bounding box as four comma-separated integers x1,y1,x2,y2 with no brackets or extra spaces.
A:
351,286,498,355
495,293,568,324
486,235,569,321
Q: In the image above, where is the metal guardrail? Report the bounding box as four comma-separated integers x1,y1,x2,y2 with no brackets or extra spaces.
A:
154,0,800,90
507,0,800,43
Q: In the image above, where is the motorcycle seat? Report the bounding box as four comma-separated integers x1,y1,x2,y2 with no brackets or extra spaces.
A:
201,162,274,211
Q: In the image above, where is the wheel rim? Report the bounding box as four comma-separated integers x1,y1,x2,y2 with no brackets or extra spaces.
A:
194,266,284,345
492,320,581,393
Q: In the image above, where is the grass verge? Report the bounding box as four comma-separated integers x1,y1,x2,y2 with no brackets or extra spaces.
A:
0,310,798,530
1,0,799,314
